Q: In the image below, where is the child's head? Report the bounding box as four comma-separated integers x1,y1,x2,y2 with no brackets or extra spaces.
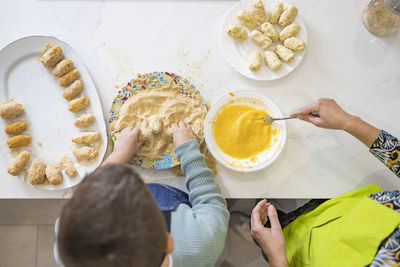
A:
58,164,168,267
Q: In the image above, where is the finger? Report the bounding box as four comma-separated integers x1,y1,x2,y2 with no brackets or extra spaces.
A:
260,201,270,225
298,114,324,127
172,123,178,131
261,202,270,221
290,102,319,117
251,200,268,228
132,126,140,136
257,199,268,209
179,121,186,128
126,126,134,132
121,126,131,134
267,205,282,231
187,125,195,136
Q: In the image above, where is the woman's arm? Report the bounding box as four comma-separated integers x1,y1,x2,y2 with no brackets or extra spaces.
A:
291,98,400,177
290,98,380,147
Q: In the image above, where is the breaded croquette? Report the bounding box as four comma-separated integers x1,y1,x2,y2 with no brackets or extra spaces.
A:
0,101,25,119
52,59,74,77
6,135,31,148
74,113,95,128
68,96,89,113
40,45,64,68
7,151,30,176
63,80,83,101
59,155,77,177
28,158,46,185
58,69,80,87
46,163,62,185
72,146,98,161
72,131,100,144
4,121,27,135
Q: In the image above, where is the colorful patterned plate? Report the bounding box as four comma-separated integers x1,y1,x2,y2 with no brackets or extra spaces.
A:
108,72,205,170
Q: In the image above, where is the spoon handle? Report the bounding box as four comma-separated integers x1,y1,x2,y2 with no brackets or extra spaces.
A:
273,116,297,121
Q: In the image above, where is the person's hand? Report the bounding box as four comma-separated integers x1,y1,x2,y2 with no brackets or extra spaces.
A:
251,200,288,267
113,126,141,162
291,98,354,130
172,121,196,148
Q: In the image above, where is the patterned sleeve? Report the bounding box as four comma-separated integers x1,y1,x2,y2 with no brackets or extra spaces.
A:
370,130,400,178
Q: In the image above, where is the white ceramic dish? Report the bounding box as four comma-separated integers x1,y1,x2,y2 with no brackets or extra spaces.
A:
204,91,286,172
0,36,108,190
219,0,308,81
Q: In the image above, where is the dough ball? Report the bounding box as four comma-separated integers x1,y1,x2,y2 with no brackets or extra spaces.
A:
252,0,266,23
148,115,163,135
283,37,306,51
237,9,258,30
227,25,248,40
264,50,282,71
250,30,272,50
249,50,262,72
274,45,295,63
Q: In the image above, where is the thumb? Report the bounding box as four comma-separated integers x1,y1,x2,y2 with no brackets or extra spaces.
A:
267,205,282,231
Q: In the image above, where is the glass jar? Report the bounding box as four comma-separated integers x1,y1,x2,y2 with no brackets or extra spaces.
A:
363,0,400,36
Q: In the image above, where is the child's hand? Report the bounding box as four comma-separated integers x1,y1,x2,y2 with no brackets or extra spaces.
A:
172,122,196,148
251,200,289,267
113,126,141,162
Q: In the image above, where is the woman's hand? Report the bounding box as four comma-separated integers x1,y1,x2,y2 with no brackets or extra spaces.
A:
251,199,289,267
101,126,142,166
172,121,196,148
290,98,353,130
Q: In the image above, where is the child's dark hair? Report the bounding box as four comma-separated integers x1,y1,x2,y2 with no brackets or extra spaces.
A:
57,164,167,267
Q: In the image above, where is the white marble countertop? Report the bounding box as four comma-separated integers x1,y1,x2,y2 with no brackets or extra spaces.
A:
0,0,399,198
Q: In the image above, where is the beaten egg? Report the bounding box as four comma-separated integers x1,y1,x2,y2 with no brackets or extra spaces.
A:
213,105,278,159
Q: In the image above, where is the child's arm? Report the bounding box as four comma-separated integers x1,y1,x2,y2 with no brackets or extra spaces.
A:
171,122,230,266
101,126,141,166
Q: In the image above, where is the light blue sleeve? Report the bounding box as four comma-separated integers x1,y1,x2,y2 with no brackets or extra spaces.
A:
170,140,230,267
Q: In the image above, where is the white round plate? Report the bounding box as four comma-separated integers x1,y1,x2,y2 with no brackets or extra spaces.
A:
0,36,108,190
219,0,308,81
204,91,286,172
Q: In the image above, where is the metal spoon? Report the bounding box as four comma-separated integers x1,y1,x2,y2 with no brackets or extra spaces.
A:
261,115,297,125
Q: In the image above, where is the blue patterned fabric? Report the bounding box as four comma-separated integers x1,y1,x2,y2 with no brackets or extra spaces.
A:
369,130,400,266
370,130,400,178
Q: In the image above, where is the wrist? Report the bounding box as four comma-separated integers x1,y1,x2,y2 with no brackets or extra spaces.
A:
342,114,359,132
269,256,289,267
262,246,288,267
110,150,132,163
